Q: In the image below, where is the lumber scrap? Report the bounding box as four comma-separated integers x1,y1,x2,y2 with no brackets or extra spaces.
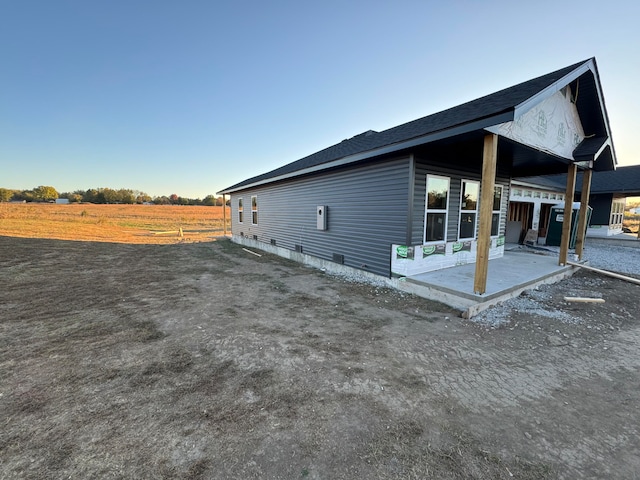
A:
567,261,640,286
563,297,605,303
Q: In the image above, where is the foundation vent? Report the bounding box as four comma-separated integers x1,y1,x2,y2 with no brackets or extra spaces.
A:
295,244,303,253
332,253,345,264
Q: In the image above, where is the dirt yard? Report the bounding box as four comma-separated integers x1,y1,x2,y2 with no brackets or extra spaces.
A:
1,236,639,479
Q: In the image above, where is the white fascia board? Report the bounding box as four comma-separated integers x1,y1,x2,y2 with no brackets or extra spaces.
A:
514,60,594,118
593,138,611,160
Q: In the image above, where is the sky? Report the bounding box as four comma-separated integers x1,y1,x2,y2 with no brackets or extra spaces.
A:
2,0,639,199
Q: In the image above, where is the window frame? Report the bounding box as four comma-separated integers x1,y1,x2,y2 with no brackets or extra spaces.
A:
251,195,258,225
423,174,450,244
491,185,503,237
610,199,624,227
238,198,243,223
458,179,479,240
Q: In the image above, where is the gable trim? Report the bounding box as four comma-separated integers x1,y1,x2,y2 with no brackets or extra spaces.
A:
514,61,593,118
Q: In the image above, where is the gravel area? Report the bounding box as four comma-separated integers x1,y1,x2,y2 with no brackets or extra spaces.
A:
582,243,640,275
472,241,640,328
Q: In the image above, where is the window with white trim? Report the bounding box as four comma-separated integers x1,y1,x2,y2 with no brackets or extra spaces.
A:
238,198,243,223
491,186,503,236
251,196,258,224
424,175,449,243
610,199,624,227
459,180,479,240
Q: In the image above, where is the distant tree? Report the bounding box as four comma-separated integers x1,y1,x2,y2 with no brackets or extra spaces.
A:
116,188,136,204
32,185,58,202
69,190,85,203
169,193,179,204
203,195,216,206
0,188,14,202
67,193,83,203
14,190,35,202
153,196,170,205
135,191,152,204
100,188,118,204
83,189,99,203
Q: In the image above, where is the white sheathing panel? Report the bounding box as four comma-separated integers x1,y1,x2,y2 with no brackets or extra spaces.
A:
487,87,584,160
391,240,505,277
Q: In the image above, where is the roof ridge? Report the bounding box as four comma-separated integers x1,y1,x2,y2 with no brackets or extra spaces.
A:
219,59,596,194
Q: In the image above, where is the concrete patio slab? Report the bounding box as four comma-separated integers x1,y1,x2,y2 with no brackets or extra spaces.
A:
398,249,579,318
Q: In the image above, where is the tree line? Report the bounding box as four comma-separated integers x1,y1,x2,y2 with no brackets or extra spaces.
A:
0,186,227,206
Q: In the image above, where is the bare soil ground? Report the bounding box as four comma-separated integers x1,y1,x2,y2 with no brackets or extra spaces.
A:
1,236,639,479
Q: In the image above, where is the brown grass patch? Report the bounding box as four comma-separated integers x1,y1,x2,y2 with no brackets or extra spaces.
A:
0,203,230,243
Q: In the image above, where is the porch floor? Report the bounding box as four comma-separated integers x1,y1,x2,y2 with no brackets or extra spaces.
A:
399,247,579,318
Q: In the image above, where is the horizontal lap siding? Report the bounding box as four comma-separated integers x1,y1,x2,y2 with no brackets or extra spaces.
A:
411,157,511,244
231,158,411,277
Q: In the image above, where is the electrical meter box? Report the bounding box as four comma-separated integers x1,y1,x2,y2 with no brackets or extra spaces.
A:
317,205,327,230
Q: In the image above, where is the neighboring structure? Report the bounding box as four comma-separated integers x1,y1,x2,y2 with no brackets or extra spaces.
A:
55,198,70,204
518,164,640,237
218,58,616,293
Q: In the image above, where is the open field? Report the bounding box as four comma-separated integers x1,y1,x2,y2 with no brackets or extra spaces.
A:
0,203,230,244
1,236,639,479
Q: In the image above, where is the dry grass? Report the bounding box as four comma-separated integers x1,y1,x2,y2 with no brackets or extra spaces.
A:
0,203,230,244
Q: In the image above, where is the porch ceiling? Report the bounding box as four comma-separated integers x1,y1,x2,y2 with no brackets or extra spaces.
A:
407,132,574,177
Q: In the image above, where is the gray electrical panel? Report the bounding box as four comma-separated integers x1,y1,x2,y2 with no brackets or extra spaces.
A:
317,205,327,230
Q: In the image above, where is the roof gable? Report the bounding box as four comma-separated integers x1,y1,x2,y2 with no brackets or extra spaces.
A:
220,58,613,194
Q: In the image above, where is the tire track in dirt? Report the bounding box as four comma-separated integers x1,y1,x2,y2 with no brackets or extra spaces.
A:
391,327,640,413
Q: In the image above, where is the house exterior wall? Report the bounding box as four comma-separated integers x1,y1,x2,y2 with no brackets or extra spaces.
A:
392,156,511,276
587,193,624,236
410,157,511,244
229,157,411,277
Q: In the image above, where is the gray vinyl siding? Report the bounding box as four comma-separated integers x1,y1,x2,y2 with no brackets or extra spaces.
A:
411,157,510,245
589,193,613,224
231,157,411,277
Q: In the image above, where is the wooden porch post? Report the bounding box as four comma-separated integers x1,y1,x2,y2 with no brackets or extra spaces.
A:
559,163,578,265
575,169,592,259
223,194,227,236
474,134,498,294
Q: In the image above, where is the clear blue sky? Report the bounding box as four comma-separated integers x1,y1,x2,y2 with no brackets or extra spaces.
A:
2,0,639,198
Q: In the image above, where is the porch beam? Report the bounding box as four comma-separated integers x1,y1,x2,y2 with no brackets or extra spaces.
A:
474,134,498,294
559,163,578,265
575,169,592,259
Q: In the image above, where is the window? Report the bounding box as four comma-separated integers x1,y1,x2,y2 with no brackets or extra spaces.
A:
459,180,479,239
238,198,243,223
491,186,503,236
251,196,258,224
424,175,449,243
611,199,624,227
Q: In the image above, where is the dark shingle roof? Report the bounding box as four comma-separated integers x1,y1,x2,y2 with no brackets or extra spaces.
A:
220,59,592,193
516,165,640,196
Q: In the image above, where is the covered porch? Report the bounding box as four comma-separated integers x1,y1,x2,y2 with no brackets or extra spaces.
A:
399,247,580,318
